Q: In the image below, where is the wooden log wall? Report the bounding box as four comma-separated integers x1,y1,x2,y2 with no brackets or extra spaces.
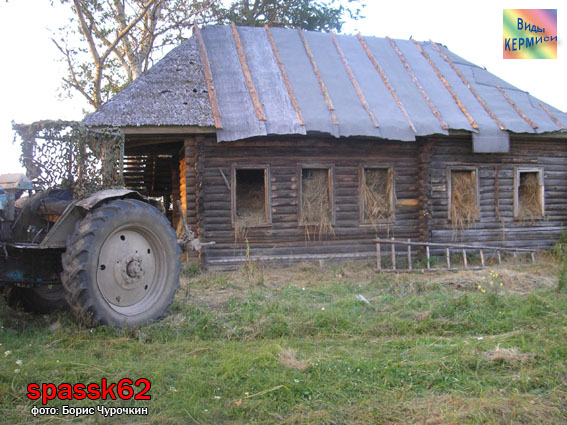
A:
197,137,421,267
181,137,203,260
427,135,567,249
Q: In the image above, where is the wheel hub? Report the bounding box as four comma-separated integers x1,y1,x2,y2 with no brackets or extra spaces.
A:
126,260,143,278
96,229,157,308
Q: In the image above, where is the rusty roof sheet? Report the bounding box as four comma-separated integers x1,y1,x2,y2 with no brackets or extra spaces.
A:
85,25,567,145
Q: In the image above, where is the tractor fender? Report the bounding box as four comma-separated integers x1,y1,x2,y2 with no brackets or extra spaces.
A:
39,189,145,249
75,189,144,211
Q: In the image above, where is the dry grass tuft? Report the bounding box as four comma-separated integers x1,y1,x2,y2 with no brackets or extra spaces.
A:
451,170,479,232
278,348,309,370
362,168,393,222
482,345,536,363
518,172,543,219
301,169,334,239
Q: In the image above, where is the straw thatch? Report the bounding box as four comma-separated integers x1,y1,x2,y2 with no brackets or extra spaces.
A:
84,37,213,128
451,170,479,230
518,172,543,219
301,169,333,238
362,168,393,222
234,170,266,241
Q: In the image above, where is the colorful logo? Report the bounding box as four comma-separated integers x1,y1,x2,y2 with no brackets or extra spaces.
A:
503,9,557,59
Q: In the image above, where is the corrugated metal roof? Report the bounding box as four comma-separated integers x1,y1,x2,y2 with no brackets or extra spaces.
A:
85,25,567,147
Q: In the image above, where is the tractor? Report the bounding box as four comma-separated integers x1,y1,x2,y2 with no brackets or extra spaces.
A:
0,121,200,327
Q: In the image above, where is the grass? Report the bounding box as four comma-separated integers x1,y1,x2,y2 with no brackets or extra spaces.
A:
1,258,567,424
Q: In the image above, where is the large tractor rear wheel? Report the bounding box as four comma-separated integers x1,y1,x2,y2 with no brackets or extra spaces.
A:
61,199,181,327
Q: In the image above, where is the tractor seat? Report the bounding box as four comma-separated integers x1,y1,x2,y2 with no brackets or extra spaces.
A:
34,189,74,217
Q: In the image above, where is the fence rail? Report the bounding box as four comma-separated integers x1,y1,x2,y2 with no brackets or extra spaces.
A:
374,238,537,272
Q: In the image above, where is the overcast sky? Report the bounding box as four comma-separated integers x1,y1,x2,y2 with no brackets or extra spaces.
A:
0,0,565,173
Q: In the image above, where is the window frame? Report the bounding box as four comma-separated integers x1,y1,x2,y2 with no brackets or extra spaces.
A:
446,166,480,222
231,164,272,228
298,164,336,226
513,167,545,219
358,164,395,225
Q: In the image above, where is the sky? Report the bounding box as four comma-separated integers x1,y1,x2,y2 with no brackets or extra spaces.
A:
0,0,565,174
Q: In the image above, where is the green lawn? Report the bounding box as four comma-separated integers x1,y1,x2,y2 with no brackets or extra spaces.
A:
1,258,566,424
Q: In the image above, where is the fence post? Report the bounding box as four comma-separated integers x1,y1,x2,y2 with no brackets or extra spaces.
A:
391,237,396,271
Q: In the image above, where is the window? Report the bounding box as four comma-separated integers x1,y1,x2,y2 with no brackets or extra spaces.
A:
232,166,270,237
360,166,394,223
514,168,544,219
299,167,335,227
447,168,479,229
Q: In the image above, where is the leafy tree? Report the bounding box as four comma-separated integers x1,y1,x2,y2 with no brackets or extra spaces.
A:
54,0,364,110
214,0,364,32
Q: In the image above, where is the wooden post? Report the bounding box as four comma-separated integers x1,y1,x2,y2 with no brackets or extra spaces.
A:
426,245,431,270
497,250,502,264
480,250,485,268
446,248,450,269
376,243,381,270
531,251,536,263
391,238,396,271
462,249,467,268
407,239,412,270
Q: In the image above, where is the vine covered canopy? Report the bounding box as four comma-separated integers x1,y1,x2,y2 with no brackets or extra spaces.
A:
12,120,125,199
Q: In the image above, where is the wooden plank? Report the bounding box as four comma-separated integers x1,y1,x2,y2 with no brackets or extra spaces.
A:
387,36,448,130
331,31,379,128
194,23,222,129
497,86,537,130
412,40,478,130
219,168,230,191
430,40,505,130
297,28,338,125
539,103,565,129
230,23,267,122
357,34,416,133
391,238,396,271
264,25,305,126
407,239,412,270
396,199,419,207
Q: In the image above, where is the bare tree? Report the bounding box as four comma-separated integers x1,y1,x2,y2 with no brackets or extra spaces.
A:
53,0,363,110
53,0,217,109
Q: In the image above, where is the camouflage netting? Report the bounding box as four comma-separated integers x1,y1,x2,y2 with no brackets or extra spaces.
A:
12,120,124,199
